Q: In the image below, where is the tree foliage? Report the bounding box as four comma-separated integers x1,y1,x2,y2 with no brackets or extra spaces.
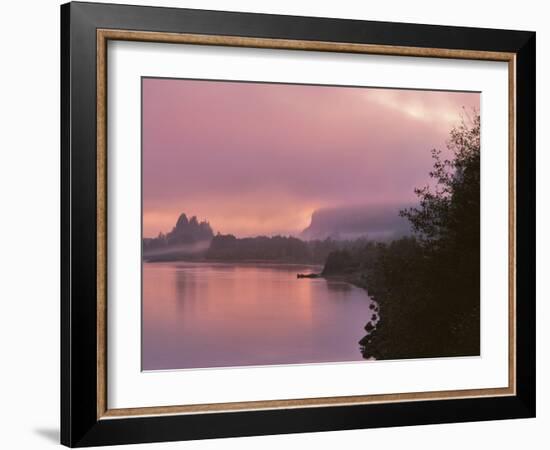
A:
400,111,480,250
324,112,481,359
365,111,481,359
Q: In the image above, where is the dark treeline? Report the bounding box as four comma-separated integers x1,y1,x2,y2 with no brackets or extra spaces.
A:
205,233,367,264
143,214,369,263
322,113,481,360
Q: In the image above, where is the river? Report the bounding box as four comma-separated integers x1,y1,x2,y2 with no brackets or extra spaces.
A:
142,261,374,370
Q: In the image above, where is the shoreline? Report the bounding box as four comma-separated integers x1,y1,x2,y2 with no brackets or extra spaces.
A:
321,272,381,358
144,258,323,267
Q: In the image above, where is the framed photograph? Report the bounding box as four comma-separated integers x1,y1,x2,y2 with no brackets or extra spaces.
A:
61,2,536,447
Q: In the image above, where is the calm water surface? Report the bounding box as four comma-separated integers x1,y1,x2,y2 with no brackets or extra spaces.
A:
142,262,374,370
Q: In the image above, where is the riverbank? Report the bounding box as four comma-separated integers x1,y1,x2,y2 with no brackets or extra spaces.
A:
325,267,479,361
320,272,381,358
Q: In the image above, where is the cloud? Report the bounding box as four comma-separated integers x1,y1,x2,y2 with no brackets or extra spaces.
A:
142,78,479,237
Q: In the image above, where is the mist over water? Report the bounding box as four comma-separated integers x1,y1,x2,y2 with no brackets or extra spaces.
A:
142,240,211,258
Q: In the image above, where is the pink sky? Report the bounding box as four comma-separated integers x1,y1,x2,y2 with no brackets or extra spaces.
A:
142,78,479,238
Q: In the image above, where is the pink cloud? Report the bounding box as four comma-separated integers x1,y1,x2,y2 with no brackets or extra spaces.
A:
142,78,479,237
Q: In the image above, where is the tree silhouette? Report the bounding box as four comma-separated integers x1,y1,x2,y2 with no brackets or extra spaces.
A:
400,111,480,250
359,111,481,359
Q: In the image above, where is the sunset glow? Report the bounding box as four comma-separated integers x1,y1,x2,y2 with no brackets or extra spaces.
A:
142,78,479,237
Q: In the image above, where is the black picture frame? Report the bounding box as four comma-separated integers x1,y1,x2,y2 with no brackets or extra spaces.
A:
61,1,536,447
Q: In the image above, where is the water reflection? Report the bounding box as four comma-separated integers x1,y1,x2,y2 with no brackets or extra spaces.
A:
142,262,375,370
324,280,353,294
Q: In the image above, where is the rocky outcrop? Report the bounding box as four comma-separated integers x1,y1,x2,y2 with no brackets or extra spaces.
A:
143,213,214,255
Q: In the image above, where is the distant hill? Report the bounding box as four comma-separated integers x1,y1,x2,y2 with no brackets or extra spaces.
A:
143,206,412,262
301,204,412,241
